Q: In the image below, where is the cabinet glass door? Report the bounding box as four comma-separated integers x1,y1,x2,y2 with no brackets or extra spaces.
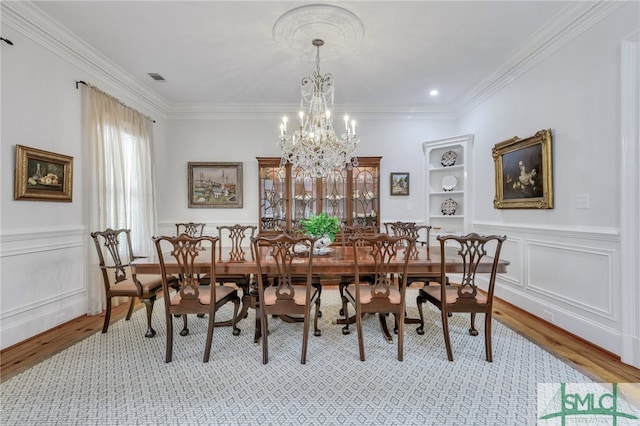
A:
352,164,379,226
291,167,317,224
259,164,287,232
322,169,347,224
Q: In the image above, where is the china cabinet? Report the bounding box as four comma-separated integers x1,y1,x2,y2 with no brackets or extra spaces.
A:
422,135,473,237
257,157,382,235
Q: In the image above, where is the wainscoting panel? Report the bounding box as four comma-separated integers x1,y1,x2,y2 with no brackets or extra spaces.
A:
527,240,614,319
474,222,621,355
0,226,88,350
499,236,523,287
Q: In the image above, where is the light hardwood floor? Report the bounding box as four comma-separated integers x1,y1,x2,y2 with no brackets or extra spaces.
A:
2,292,639,386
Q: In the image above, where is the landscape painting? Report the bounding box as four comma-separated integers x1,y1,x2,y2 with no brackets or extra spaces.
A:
188,162,243,208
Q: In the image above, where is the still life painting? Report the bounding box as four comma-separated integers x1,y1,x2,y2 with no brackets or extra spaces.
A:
14,145,73,202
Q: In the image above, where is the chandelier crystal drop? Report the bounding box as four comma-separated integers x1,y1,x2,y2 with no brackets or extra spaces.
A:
278,39,359,177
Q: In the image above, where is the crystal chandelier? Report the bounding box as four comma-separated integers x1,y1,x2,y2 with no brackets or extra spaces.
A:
278,39,359,177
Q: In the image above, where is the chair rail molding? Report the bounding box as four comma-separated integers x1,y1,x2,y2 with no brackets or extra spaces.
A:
473,221,619,241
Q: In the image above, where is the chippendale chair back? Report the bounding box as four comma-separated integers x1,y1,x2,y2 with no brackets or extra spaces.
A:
217,224,257,262
383,221,416,236
175,222,208,284
416,233,507,361
214,224,258,330
337,225,379,314
175,222,206,238
90,228,178,338
337,225,379,247
384,221,431,252
153,234,240,363
251,233,321,364
340,233,414,361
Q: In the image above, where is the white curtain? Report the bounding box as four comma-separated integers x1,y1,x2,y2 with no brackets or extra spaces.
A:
82,84,158,315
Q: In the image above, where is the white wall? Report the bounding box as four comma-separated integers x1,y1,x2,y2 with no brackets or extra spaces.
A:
0,15,166,349
458,2,639,359
156,117,456,235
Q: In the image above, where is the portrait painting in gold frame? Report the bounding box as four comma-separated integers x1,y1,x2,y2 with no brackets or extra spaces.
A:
493,129,553,209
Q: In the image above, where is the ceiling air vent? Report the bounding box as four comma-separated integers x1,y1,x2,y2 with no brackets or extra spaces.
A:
147,73,166,81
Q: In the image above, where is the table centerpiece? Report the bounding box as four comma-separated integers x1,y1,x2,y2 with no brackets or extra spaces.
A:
299,212,341,255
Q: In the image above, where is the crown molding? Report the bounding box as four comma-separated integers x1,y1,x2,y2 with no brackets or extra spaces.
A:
454,0,626,116
165,103,456,120
2,1,623,121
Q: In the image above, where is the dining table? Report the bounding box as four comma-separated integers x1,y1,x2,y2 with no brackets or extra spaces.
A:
132,244,507,276
132,244,509,341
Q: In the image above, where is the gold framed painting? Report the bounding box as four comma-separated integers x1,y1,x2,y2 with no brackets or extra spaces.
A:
14,145,73,202
188,162,243,208
493,129,553,209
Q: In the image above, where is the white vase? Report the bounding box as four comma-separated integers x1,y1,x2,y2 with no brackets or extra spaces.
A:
313,235,332,254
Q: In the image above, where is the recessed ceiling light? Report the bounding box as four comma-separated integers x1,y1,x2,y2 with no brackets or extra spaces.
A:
429,89,439,96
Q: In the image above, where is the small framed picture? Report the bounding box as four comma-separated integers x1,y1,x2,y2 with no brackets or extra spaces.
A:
188,162,243,208
390,172,409,196
492,129,553,209
14,145,73,202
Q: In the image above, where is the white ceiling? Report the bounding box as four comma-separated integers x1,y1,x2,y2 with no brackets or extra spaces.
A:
28,1,583,114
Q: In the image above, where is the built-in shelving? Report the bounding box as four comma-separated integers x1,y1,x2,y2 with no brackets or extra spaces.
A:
423,134,474,237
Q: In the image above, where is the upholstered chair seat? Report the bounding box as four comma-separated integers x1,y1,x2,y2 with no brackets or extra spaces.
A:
344,284,402,305
169,284,237,306
420,284,489,305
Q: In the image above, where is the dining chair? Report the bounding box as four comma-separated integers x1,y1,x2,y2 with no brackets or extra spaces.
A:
383,221,415,236
175,222,206,238
175,222,209,290
215,224,257,326
337,225,379,316
340,233,414,361
384,221,430,253
251,233,320,364
383,222,440,328
415,233,506,361
278,225,324,322
153,234,240,363
90,228,178,338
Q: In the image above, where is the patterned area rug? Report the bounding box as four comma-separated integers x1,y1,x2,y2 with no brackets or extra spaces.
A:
1,289,596,425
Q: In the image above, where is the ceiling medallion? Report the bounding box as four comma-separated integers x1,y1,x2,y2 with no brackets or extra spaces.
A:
273,4,364,60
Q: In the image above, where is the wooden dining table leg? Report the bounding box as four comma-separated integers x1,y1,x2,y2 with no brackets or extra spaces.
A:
212,292,252,328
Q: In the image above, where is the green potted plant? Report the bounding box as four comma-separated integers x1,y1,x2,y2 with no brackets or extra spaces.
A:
300,212,341,243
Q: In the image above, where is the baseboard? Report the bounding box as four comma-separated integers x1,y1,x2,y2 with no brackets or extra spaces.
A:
1,298,86,350
494,283,620,356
